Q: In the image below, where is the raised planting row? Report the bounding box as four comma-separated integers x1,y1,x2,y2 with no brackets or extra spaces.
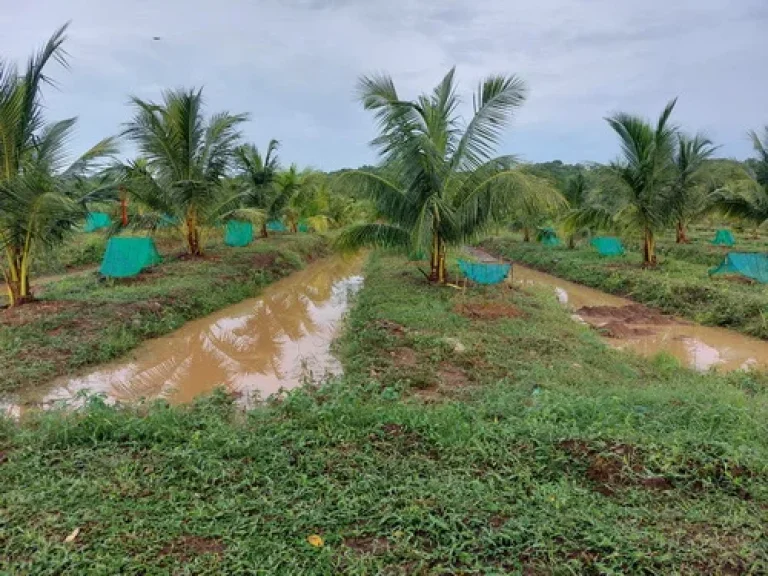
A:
0,235,328,395
1,253,766,574
482,236,768,340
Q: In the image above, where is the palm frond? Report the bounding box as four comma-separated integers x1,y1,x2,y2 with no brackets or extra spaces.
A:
334,222,411,253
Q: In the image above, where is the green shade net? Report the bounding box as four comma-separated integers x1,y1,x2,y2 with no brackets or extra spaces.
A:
298,222,309,233
712,229,735,246
537,227,560,246
591,236,625,256
266,220,287,232
99,237,162,278
709,253,768,283
458,259,511,285
224,220,253,247
84,212,112,232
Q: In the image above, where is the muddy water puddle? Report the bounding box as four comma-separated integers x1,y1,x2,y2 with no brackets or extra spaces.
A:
8,255,364,414
513,264,768,372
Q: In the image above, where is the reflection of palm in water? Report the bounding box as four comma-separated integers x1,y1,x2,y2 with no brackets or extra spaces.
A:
109,255,364,402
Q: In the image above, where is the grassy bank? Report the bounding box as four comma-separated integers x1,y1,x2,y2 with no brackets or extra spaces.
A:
482,236,768,340
0,235,328,395
1,253,766,574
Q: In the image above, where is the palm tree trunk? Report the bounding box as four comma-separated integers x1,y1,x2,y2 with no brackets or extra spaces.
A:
676,220,689,244
523,227,531,242
568,234,575,249
428,233,447,283
119,186,128,227
643,227,657,267
261,222,269,238
4,247,32,306
186,213,203,256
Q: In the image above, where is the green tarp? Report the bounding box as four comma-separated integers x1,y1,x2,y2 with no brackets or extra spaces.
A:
84,212,112,232
591,236,625,256
709,252,768,283
458,259,510,285
99,237,162,278
224,220,253,247
266,220,288,232
712,229,735,247
298,222,309,233
537,227,560,246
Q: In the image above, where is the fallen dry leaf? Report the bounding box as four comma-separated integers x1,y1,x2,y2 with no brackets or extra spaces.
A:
307,534,324,547
64,527,80,543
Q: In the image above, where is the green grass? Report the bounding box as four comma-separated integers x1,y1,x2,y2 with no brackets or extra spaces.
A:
482,235,768,340
1,253,766,574
0,235,328,395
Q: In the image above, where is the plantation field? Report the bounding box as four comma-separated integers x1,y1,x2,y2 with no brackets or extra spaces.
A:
0,235,327,396
482,234,768,339
1,253,766,574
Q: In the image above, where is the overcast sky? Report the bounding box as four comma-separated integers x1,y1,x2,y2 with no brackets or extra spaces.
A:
3,0,766,170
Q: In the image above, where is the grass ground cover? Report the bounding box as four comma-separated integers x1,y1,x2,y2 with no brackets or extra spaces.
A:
482,235,768,339
1,253,766,574
0,234,327,395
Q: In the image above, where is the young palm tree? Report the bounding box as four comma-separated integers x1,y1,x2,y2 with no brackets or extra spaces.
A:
122,88,248,255
0,24,118,305
268,165,322,233
669,133,718,243
336,68,559,282
711,127,768,228
561,170,589,248
283,174,334,233
605,99,679,266
235,140,281,237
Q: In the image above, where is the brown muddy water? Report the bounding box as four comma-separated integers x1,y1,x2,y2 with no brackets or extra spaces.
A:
513,264,768,372
7,254,364,414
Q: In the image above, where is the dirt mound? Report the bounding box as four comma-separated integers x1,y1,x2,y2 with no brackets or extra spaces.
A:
577,304,675,325
598,322,655,339
455,301,523,320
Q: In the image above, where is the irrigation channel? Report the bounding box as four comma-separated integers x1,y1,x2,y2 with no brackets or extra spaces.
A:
468,248,768,372
7,254,364,415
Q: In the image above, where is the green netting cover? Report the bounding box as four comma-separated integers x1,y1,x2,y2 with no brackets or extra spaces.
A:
458,259,511,285
298,222,309,233
224,220,253,247
712,229,735,246
99,237,162,278
266,220,287,232
709,252,768,283
537,227,560,246
591,236,625,256
84,212,112,232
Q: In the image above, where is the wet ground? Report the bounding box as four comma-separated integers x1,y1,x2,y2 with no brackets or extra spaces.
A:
470,248,768,372
7,254,364,413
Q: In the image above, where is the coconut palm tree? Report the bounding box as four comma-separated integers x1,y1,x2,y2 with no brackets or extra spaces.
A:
122,88,248,255
668,133,718,243
336,68,560,282
0,24,118,305
235,140,281,237
711,127,768,228
561,170,590,248
268,165,323,233
604,99,679,266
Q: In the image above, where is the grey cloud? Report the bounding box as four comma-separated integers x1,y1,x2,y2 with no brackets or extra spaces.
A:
0,0,765,169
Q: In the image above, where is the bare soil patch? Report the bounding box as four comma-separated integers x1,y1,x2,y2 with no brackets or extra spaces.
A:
437,362,469,388
390,347,417,368
598,322,655,339
578,303,676,325
160,536,226,560
455,301,523,321
343,536,391,554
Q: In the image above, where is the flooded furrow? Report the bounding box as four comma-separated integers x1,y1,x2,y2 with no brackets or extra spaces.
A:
514,264,768,372
8,254,364,414
468,248,768,372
